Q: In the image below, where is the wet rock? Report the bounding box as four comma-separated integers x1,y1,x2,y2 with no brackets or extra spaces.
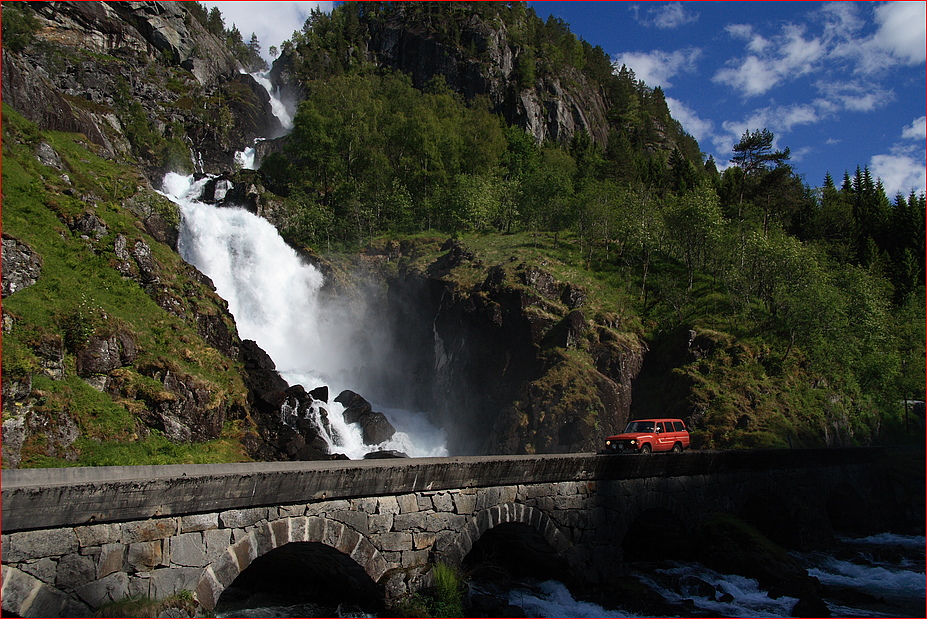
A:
336,390,373,424
334,390,397,446
359,411,396,446
790,595,831,617
309,385,329,403
695,513,823,605
2,235,43,298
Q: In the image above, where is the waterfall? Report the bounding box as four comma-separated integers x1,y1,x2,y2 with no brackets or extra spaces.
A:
249,71,294,131
164,69,447,459
234,71,293,171
163,180,447,459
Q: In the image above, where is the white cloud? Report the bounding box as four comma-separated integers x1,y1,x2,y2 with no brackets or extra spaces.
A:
715,104,820,160
870,117,927,196
870,152,927,197
813,80,895,112
631,2,698,29
714,24,824,96
200,1,333,61
901,116,927,140
872,1,926,64
713,54,781,96
665,97,714,142
822,1,925,74
611,48,701,88
790,146,814,163
717,2,925,98
819,1,865,42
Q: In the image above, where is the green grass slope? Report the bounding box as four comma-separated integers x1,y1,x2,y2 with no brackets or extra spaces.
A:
2,104,253,468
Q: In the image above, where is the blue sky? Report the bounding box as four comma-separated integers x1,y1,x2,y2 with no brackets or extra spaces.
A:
203,1,926,197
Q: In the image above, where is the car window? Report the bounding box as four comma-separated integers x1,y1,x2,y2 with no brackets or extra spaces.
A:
657,422,666,432
673,421,686,432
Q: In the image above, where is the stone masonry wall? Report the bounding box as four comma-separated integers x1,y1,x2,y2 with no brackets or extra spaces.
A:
2,481,605,615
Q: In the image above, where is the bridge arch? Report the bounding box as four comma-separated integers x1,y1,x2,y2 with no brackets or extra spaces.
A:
194,515,388,611
605,480,699,561
435,502,572,569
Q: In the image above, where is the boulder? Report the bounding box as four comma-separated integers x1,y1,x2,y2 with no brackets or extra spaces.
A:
335,390,373,424
334,390,396,445
67,212,109,240
359,412,396,446
694,513,823,603
308,385,329,403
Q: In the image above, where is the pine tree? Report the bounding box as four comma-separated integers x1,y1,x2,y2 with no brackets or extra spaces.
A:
730,128,791,216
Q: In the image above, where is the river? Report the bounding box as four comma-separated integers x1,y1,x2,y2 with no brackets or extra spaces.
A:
213,532,923,617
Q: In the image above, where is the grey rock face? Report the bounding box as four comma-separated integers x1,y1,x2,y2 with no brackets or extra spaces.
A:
76,332,138,376
2,235,43,298
362,13,609,147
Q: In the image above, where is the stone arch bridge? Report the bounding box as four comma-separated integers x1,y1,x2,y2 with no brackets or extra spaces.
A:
0,448,902,616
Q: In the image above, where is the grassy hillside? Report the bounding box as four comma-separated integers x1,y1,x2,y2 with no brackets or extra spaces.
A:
2,105,254,467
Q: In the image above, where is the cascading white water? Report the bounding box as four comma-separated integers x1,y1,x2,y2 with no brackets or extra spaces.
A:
234,70,293,171
250,71,294,130
162,173,447,459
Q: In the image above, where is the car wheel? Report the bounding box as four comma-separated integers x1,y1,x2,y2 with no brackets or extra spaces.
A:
671,443,683,453
639,443,652,454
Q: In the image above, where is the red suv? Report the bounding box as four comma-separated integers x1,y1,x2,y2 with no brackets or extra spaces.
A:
602,418,690,454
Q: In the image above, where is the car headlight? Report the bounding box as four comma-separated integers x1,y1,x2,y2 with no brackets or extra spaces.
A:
630,439,637,445
605,440,612,446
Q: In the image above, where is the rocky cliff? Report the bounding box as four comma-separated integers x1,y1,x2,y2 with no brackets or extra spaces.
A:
0,2,310,468
364,9,610,146
270,3,610,148
1,1,279,176
350,238,646,455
